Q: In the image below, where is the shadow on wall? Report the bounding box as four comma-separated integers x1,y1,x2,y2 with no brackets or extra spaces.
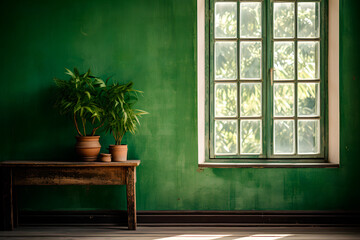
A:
0,85,77,161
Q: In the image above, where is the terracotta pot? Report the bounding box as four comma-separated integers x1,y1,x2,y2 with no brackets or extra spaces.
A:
75,136,101,162
109,145,128,162
99,153,111,162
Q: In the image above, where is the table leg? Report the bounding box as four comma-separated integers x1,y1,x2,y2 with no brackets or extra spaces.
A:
13,186,18,228
1,168,14,231
126,167,136,230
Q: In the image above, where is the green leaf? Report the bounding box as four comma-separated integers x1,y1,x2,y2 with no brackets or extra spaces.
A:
83,68,91,78
84,91,91,100
74,68,80,76
84,106,94,114
64,68,75,78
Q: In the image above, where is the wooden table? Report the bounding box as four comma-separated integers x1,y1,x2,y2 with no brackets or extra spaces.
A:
0,160,140,231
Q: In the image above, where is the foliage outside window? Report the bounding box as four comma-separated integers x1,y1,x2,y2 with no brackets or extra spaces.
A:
208,0,326,161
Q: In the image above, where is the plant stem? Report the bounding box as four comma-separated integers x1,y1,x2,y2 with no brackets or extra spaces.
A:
117,135,123,145
115,130,124,145
112,132,117,144
91,122,104,136
82,118,86,136
73,113,82,136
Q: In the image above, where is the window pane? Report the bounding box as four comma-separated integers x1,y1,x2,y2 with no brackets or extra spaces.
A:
215,41,237,80
274,120,295,154
215,120,238,155
240,83,261,117
274,83,294,117
215,2,237,38
298,41,320,80
215,83,237,117
240,120,262,154
240,41,262,79
298,2,320,38
240,2,262,38
274,2,295,39
298,119,320,154
274,41,295,80
298,83,320,117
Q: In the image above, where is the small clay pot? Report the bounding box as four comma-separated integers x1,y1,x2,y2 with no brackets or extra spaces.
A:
75,136,101,162
109,145,128,162
99,153,112,162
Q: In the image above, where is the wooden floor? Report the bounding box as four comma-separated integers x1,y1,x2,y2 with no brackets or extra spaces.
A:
1,226,360,240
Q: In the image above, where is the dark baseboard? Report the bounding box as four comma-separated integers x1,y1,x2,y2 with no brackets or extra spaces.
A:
19,210,360,227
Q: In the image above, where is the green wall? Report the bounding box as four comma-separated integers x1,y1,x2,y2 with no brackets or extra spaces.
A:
0,0,359,211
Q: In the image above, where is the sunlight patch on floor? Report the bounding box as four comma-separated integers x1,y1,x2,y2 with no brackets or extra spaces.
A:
234,234,291,240
156,235,230,240
156,234,291,240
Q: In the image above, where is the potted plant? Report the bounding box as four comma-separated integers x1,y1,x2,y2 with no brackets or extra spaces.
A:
103,81,147,161
54,68,106,161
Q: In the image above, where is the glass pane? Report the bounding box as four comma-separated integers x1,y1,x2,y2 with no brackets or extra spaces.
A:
274,2,295,38
298,41,320,80
240,83,261,117
240,41,262,79
298,119,320,154
215,120,237,155
274,42,295,80
240,2,262,38
274,120,295,154
298,83,320,116
240,120,262,154
215,2,237,38
298,2,320,38
215,41,237,80
274,83,294,117
215,83,237,117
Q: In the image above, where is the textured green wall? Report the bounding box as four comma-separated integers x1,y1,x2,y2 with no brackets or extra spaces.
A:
0,0,359,211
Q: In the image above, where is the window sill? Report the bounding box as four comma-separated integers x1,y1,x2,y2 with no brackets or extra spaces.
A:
198,162,339,168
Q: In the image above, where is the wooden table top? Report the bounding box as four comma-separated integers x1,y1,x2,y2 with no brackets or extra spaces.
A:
0,160,140,167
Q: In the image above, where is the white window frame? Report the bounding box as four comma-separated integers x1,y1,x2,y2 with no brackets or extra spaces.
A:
197,0,339,166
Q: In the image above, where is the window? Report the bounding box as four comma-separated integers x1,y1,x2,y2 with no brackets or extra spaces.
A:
198,0,339,165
